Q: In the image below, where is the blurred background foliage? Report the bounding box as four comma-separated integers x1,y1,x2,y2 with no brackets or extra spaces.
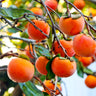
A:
0,0,96,96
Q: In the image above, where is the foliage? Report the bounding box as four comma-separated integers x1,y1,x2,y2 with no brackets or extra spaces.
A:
19,81,44,96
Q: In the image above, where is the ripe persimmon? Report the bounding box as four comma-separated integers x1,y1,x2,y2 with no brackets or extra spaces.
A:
53,40,75,57
73,0,85,10
85,75,96,88
28,20,50,41
73,34,96,57
25,45,34,59
35,56,49,75
43,80,62,95
7,58,34,83
30,7,43,15
45,0,58,11
75,55,93,67
59,15,85,36
51,57,76,77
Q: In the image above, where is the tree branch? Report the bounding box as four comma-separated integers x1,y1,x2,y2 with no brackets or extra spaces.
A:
0,51,18,59
0,17,23,32
40,0,70,59
0,35,36,44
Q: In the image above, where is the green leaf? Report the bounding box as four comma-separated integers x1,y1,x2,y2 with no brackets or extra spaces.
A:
46,54,60,80
19,81,44,96
20,31,29,38
7,22,25,33
43,92,49,96
0,7,35,20
40,75,46,82
19,54,30,61
73,57,84,78
83,67,93,75
8,28,19,33
73,56,94,77
35,45,51,58
77,61,84,78
20,42,27,49
85,0,96,9
47,30,53,50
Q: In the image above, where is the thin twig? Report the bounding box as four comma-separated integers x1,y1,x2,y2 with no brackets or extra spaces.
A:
83,15,93,19
0,35,36,44
0,51,18,59
33,76,56,96
0,17,23,32
46,6,60,18
55,23,67,40
85,22,95,39
64,0,71,17
15,13,46,21
0,24,8,30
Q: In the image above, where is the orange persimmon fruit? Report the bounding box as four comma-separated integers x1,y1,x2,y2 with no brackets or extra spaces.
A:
45,0,58,11
73,34,96,57
75,55,93,67
35,56,49,75
28,20,50,41
30,7,43,15
59,15,85,36
51,57,76,77
53,40,75,57
85,75,96,88
7,58,34,83
73,0,85,10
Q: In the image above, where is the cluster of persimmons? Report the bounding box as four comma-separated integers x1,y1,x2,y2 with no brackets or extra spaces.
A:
7,0,96,95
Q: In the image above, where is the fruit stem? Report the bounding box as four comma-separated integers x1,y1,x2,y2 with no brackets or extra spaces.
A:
64,0,71,17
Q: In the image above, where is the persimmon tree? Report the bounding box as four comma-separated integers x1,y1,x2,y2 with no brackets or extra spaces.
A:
0,0,96,96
